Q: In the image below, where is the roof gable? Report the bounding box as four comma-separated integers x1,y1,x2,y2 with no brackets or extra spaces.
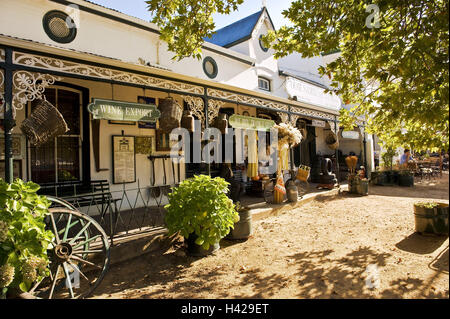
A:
205,7,274,48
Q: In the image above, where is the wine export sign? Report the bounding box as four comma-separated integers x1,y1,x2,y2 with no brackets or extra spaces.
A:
87,99,161,122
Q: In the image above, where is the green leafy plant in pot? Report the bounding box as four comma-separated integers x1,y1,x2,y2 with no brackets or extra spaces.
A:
0,179,55,298
164,175,239,256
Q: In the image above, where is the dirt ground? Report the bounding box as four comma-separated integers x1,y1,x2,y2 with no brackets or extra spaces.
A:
91,174,449,299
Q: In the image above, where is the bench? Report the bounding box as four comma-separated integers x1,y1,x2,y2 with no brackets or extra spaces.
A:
39,180,120,235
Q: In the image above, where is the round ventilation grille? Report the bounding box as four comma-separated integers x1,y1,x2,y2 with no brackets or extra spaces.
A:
43,11,77,44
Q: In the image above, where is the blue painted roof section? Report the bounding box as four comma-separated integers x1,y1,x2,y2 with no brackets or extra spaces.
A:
204,9,264,47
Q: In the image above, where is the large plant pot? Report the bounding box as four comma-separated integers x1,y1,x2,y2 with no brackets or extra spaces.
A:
399,174,414,187
414,203,449,235
227,209,252,240
356,179,369,195
185,233,220,257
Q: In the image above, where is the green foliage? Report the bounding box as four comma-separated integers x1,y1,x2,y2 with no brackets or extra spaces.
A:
265,0,449,152
146,0,244,60
147,0,448,150
164,175,239,250
415,202,441,209
0,179,54,294
381,147,397,170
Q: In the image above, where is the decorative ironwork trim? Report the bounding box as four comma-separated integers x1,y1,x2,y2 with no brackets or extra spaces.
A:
207,99,225,125
12,71,61,117
182,95,205,129
207,88,289,113
290,104,336,121
13,52,205,95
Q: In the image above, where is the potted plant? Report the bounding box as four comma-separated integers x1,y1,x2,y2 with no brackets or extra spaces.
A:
164,175,239,257
0,179,55,299
398,170,414,187
414,202,449,235
226,202,252,240
380,148,398,185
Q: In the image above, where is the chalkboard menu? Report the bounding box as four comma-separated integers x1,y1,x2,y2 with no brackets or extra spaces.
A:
112,136,136,184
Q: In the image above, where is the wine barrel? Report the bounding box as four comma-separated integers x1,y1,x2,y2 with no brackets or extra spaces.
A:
414,203,449,235
158,97,183,133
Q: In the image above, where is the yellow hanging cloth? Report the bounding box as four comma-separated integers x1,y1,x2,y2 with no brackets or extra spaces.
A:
246,131,259,178
277,140,289,173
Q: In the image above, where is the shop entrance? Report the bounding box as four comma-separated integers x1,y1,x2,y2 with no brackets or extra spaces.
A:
294,125,316,167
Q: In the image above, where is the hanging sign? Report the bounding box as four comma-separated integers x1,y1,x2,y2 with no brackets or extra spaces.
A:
229,114,275,131
341,130,360,140
88,99,161,123
311,119,326,127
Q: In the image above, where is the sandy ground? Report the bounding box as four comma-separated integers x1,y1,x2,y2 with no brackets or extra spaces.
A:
91,174,449,299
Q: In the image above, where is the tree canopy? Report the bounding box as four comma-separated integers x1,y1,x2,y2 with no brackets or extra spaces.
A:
146,0,243,60
147,0,449,152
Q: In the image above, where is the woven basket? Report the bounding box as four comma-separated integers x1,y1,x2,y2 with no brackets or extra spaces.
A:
20,99,69,147
158,97,183,133
296,165,311,182
325,132,339,150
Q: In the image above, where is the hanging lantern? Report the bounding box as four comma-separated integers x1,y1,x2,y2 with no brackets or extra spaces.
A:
20,99,69,147
158,97,183,133
181,110,195,132
214,113,228,134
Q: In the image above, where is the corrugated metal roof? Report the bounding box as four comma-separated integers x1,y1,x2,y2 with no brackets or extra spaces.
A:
204,9,264,48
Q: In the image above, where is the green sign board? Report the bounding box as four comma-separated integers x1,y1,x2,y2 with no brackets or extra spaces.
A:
87,99,161,123
229,114,275,131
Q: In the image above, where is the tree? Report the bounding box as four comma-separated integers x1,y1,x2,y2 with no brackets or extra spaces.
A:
146,0,243,60
147,0,449,151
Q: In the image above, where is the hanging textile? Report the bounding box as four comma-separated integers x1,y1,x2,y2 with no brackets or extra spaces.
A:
246,131,258,178
277,141,290,173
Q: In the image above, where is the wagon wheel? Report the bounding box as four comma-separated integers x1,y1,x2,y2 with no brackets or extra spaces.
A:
33,208,110,299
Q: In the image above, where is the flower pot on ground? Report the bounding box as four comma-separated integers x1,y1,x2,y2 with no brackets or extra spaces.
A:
398,170,414,187
348,175,369,195
414,202,449,235
164,175,239,257
226,203,252,240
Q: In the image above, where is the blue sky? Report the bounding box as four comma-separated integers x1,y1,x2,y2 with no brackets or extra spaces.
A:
87,0,294,30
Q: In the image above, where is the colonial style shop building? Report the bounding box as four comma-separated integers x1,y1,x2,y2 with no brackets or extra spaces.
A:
0,0,374,198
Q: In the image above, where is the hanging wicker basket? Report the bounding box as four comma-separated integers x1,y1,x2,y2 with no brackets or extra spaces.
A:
20,99,69,147
325,131,339,150
158,97,183,133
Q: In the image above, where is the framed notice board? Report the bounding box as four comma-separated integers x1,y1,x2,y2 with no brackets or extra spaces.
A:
112,135,136,184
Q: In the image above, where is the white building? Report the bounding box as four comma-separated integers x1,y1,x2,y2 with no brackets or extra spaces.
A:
0,1,374,202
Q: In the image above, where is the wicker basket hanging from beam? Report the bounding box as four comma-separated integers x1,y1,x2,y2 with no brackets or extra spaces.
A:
20,99,69,147
158,97,183,133
325,131,340,150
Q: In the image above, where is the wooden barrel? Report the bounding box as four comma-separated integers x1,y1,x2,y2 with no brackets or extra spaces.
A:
158,97,183,133
414,203,449,235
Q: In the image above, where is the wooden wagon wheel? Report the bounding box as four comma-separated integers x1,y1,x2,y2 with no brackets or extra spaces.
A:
32,208,110,299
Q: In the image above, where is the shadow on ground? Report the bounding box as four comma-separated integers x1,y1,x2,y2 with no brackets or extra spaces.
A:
396,233,449,254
